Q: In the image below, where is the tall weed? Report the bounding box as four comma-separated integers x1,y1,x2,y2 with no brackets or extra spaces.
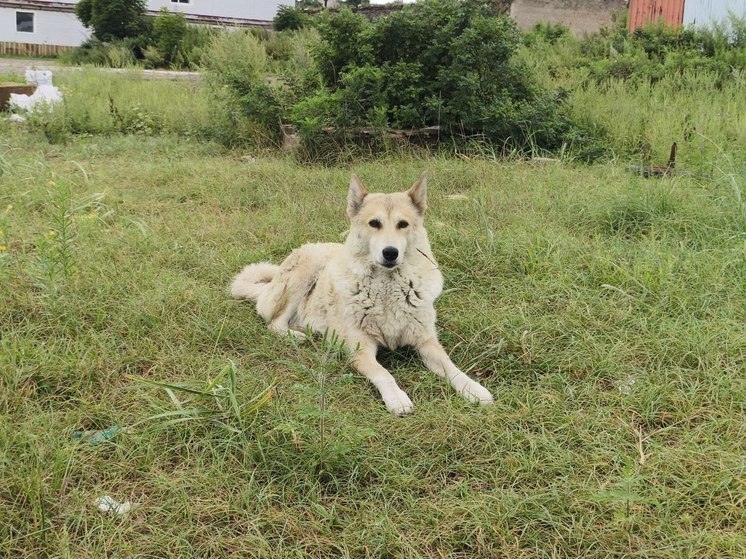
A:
201,30,285,146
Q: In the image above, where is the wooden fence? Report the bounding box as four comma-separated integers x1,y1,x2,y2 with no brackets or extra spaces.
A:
0,42,72,57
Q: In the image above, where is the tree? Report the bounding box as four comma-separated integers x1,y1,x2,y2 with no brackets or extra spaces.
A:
75,0,147,42
274,6,310,31
153,8,188,65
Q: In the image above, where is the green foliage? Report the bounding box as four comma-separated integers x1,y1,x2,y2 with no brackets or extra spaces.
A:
12,69,214,140
578,17,746,85
75,0,147,42
273,5,311,32
153,8,188,67
130,360,273,436
61,37,143,67
174,25,216,68
299,0,599,159
313,8,373,87
524,21,571,46
201,30,284,145
68,5,212,69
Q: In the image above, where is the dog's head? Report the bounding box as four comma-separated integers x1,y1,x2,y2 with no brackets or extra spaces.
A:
346,173,428,270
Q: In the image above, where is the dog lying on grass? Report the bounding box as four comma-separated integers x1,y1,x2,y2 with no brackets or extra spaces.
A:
231,173,493,415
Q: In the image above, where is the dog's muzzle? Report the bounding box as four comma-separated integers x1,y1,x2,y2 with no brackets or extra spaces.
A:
381,246,399,268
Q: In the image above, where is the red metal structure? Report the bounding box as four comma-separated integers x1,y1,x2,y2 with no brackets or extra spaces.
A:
628,0,685,31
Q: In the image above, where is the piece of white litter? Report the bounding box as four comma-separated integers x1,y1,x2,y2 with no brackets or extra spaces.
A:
8,69,63,115
617,375,637,395
95,495,132,516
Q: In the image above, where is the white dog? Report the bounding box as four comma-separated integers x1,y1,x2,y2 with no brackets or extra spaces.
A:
231,173,493,415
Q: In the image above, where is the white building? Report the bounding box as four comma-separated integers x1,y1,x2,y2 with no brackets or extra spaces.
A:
0,0,294,53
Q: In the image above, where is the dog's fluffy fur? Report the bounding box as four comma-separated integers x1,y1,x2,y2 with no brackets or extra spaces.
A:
230,173,493,415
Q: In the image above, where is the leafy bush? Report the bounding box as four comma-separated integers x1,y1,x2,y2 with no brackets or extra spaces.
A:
524,22,571,46
201,31,284,146
273,6,311,32
68,5,212,69
60,38,139,67
314,9,373,88
59,39,111,66
153,8,188,67
578,16,746,85
296,0,601,158
75,0,147,42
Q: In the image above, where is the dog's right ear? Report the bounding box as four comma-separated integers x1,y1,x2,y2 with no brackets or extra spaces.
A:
407,172,428,215
347,174,368,218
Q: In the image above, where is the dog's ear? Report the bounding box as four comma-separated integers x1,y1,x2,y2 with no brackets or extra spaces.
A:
407,172,428,215
347,174,368,218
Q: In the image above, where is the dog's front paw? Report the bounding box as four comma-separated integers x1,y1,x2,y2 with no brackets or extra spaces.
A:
286,329,307,341
382,388,414,416
460,380,494,406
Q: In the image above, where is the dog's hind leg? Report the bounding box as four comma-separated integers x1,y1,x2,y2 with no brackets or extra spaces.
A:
349,339,413,416
417,338,493,405
268,311,307,340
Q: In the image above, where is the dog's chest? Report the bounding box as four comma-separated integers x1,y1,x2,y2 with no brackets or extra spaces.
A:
347,273,434,349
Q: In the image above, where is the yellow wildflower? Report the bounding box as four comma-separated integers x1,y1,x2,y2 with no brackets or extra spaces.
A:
0,245,7,252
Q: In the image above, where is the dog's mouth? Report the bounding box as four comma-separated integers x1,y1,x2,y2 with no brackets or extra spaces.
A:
377,260,400,269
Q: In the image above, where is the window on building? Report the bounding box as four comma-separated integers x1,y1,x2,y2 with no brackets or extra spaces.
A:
16,11,34,33
170,0,190,4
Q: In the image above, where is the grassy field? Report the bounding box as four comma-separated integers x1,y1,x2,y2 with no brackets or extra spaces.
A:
1,115,744,557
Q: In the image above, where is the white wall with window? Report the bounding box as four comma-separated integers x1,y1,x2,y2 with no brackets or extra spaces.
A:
147,0,294,22
0,7,91,46
0,0,292,48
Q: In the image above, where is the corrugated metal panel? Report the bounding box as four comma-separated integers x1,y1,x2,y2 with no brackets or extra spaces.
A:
628,0,686,31
683,0,746,28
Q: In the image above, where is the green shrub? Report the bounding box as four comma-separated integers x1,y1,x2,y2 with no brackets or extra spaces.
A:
175,25,216,69
524,22,571,46
75,0,147,42
273,6,311,32
67,5,212,69
153,8,188,67
60,38,140,67
60,39,111,66
313,9,373,87
201,31,284,145
579,17,746,85
296,0,600,159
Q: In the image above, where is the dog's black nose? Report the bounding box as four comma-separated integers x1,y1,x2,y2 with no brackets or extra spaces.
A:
382,247,399,262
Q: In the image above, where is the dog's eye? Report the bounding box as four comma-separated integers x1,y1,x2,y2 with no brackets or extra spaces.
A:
368,219,382,229
397,220,409,229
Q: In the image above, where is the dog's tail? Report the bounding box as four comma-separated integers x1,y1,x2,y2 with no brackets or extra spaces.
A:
230,262,279,301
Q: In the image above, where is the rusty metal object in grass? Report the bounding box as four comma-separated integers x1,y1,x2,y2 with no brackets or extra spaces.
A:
0,83,36,111
629,142,679,177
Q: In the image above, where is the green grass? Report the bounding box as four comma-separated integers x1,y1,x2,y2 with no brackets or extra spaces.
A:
518,37,746,169
0,72,25,83
1,124,744,557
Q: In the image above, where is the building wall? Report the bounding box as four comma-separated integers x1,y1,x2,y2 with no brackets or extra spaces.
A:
510,0,627,35
0,0,294,48
146,0,294,22
0,6,90,46
683,0,746,28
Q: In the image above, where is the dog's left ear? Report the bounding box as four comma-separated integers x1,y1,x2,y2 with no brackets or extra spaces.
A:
348,174,368,218
407,172,428,215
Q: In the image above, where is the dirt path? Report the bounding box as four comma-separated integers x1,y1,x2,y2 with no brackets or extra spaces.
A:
0,58,200,81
